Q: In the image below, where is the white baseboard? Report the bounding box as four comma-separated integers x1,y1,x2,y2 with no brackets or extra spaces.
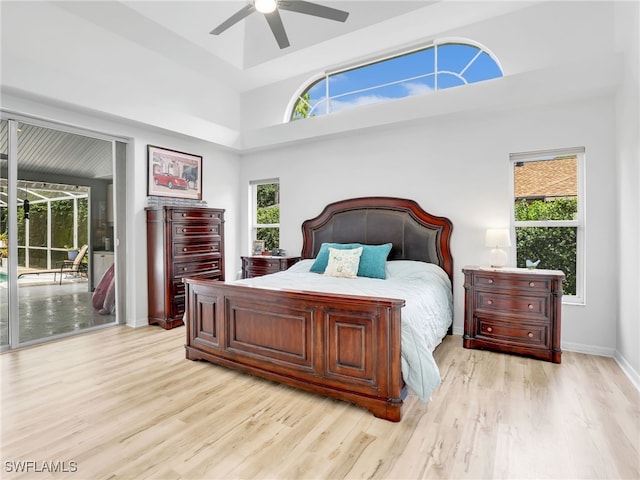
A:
561,341,616,358
614,351,640,391
126,317,150,328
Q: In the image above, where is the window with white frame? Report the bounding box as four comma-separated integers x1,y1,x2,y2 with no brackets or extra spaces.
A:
250,179,280,253
511,148,584,302
290,40,503,121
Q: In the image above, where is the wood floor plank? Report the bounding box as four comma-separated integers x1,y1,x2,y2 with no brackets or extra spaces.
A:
1,325,638,479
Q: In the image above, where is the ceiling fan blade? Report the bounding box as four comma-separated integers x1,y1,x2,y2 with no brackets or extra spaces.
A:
265,9,290,49
278,1,349,22
210,4,255,35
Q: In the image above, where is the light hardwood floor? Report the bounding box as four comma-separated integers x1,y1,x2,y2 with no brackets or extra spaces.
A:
1,325,638,479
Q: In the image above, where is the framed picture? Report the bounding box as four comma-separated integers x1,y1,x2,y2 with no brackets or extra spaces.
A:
252,240,265,256
147,145,202,200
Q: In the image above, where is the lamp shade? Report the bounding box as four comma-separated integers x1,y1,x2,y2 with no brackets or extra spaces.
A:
485,228,511,248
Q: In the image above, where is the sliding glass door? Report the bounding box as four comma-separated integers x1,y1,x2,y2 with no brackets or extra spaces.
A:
0,117,118,349
0,120,9,348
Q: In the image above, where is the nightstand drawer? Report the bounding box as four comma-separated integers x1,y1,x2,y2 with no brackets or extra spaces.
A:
241,256,301,279
474,273,551,292
243,258,282,269
476,317,549,348
476,291,548,318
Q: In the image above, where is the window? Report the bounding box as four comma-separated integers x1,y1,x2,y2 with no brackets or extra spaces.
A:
511,148,584,302
1,181,89,270
290,40,502,120
250,179,280,252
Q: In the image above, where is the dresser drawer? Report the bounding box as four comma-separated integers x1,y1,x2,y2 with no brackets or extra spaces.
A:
173,295,185,317
476,316,549,348
173,241,221,258
169,209,222,222
473,273,551,292
173,259,221,278
475,291,548,318
173,223,221,239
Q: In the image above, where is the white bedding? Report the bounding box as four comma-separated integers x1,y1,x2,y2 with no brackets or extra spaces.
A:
235,259,453,402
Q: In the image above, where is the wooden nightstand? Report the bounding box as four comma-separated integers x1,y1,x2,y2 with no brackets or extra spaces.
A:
462,266,564,363
241,256,301,279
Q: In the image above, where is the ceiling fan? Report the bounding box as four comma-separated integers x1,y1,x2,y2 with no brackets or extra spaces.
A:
210,0,350,49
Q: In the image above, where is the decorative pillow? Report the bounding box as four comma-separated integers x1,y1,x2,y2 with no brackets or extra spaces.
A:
324,247,363,279
357,243,393,279
310,243,360,273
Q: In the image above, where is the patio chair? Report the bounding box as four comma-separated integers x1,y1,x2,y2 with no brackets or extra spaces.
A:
55,244,89,285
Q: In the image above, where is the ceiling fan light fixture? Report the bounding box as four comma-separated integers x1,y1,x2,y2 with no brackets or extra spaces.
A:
254,0,277,14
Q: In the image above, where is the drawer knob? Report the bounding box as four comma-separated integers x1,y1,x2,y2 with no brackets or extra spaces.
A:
528,304,534,309
488,279,494,284
528,332,534,338
183,247,188,252
182,213,187,217
487,299,493,305
182,228,187,232
486,327,493,333
183,267,188,271
529,281,535,287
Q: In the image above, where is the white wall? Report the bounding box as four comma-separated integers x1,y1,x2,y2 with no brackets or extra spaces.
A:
240,94,619,355
614,1,640,385
1,92,241,328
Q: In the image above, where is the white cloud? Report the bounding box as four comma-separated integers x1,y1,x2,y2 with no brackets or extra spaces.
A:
402,82,434,95
330,94,393,112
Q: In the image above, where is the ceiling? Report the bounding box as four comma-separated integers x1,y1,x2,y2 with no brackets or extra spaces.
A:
49,0,524,93
0,121,113,181
122,1,430,71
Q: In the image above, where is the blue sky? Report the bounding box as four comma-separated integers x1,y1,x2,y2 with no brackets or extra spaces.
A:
301,43,503,116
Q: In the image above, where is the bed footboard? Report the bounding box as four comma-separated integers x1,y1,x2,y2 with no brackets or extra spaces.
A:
184,277,406,421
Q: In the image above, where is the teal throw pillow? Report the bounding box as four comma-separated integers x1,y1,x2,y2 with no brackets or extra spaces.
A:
358,243,393,279
310,242,392,279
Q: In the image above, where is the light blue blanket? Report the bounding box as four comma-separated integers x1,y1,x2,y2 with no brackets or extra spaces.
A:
236,259,453,402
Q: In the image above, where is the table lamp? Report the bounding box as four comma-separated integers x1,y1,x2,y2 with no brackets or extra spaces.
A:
485,228,511,268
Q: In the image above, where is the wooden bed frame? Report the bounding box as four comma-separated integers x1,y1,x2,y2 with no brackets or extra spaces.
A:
184,197,453,422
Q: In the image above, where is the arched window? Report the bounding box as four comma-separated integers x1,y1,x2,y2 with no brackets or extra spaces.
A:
290,40,503,121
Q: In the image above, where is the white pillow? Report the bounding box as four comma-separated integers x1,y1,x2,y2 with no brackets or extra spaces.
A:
324,247,363,279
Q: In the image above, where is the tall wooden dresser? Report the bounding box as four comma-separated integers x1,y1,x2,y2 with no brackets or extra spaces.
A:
146,206,225,329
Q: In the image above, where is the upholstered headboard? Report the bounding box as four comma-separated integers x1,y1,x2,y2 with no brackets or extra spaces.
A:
301,197,453,282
